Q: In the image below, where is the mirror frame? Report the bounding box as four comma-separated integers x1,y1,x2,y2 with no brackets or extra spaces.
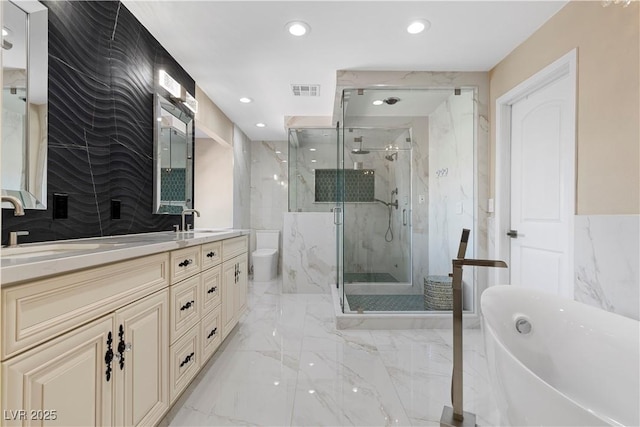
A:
152,85,194,215
1,0,48,210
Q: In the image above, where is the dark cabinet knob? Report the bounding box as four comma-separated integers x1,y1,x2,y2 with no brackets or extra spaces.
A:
178,259,192,267
206,251,216,258
207,286,217,294
207,327,218,339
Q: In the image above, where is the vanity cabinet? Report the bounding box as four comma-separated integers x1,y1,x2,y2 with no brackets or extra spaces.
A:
2,289,169,427
1,232,248,426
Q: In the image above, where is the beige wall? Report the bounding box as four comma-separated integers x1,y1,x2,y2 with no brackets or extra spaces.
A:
489,1,639,214
195,85,233,146
194,138,233,228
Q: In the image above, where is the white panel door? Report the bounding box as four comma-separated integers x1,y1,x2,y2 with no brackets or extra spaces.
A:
510,74,574,297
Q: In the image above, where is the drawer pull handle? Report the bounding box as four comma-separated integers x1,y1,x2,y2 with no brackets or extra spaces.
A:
207,327,218,339
180,352,195,368
206,251,216,258
178,259,192,267
207,286,217,294
105,331,114,381
180,300,195,311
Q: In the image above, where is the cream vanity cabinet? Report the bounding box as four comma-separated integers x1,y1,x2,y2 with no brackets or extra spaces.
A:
1,253,170,427
221,236,249,340
1,233,247,426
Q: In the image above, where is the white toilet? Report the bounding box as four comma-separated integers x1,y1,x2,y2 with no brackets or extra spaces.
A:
252,230,279,282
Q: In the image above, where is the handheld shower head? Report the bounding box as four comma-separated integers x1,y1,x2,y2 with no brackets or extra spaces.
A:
385,152,398,161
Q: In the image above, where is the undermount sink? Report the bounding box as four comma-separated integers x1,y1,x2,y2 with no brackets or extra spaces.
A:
1,243,124,259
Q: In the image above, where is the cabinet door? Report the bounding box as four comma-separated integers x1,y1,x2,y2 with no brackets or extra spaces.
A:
114,289,169,427
2,316,114,427
235,256,248,317
221,260,237,339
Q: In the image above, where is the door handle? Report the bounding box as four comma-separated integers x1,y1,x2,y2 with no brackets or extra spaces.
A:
507,230,518,238
402,209,407,226
333,206,342,225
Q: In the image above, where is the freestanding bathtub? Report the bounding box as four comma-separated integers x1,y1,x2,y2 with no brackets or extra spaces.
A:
481,285,639,426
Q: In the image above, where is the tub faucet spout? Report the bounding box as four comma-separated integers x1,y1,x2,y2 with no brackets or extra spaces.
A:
441,229,507,427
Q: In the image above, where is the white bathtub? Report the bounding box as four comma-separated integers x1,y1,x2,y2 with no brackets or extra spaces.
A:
481,285,639,426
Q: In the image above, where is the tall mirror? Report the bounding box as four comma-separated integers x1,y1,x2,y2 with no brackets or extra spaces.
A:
1,0,47,209
153,84,194,214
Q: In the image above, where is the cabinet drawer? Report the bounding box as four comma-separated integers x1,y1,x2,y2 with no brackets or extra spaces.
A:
200,306,221,363
170,276,201,343
201,241,222,269
201,265,221,314
222,235,248,261
2,253,169,361
170,246,201,284
169,325,200,404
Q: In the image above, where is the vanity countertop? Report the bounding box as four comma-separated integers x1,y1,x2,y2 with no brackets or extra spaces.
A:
0,229,250,286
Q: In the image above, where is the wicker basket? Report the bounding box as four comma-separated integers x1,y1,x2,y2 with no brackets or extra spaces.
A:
424,275,453,310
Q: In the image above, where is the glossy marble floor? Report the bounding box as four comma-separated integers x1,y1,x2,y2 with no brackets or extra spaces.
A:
160,278,501,426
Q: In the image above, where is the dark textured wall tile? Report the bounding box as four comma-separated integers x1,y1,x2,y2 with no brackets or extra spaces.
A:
2,1,195,244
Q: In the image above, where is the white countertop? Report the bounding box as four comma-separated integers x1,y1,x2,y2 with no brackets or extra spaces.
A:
0,229,250,286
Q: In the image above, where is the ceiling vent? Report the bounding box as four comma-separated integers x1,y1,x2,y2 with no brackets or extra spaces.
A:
291,84,320,97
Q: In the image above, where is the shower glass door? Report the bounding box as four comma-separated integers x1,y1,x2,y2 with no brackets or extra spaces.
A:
340,87,477,313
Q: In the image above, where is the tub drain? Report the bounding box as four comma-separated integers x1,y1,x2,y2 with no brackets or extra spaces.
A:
515,318,532,334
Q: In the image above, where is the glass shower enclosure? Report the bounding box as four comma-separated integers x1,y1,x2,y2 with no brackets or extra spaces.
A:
287,86,476,314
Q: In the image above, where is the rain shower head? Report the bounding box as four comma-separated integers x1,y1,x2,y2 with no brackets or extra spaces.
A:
351,137,369,155
385,152,398,161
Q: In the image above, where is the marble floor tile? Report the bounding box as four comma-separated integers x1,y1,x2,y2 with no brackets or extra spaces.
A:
164,277,500,426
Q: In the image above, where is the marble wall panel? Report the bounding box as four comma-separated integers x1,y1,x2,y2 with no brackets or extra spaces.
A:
250,140,288,271
282,212,336,293
233,125,251,229
574,215,639,320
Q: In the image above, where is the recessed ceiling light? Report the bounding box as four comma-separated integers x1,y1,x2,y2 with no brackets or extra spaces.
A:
275,150,282,154
239,97,253,103
281,160,287,163
311,159,317,163
286,21,310,37
256,123,266,128
372,100,384,106
309,148,317,152
407,19,430,35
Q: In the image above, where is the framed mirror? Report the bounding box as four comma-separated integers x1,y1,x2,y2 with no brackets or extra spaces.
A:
153,89,194,214
1,0,47,210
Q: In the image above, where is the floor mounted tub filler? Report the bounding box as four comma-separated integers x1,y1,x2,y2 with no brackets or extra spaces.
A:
481,285,639,426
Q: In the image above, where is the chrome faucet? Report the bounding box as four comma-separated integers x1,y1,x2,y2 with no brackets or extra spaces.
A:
2,195,25,216
180,209,200,232
441,229,507,427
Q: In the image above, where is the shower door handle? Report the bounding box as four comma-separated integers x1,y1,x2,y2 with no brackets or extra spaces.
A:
334,207,342,225
402,209,407,226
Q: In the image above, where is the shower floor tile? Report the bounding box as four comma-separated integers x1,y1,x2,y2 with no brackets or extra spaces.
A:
344,272,399,283
346,294,424,311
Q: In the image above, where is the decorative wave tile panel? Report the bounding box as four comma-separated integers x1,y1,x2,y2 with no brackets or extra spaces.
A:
2,1,196,244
